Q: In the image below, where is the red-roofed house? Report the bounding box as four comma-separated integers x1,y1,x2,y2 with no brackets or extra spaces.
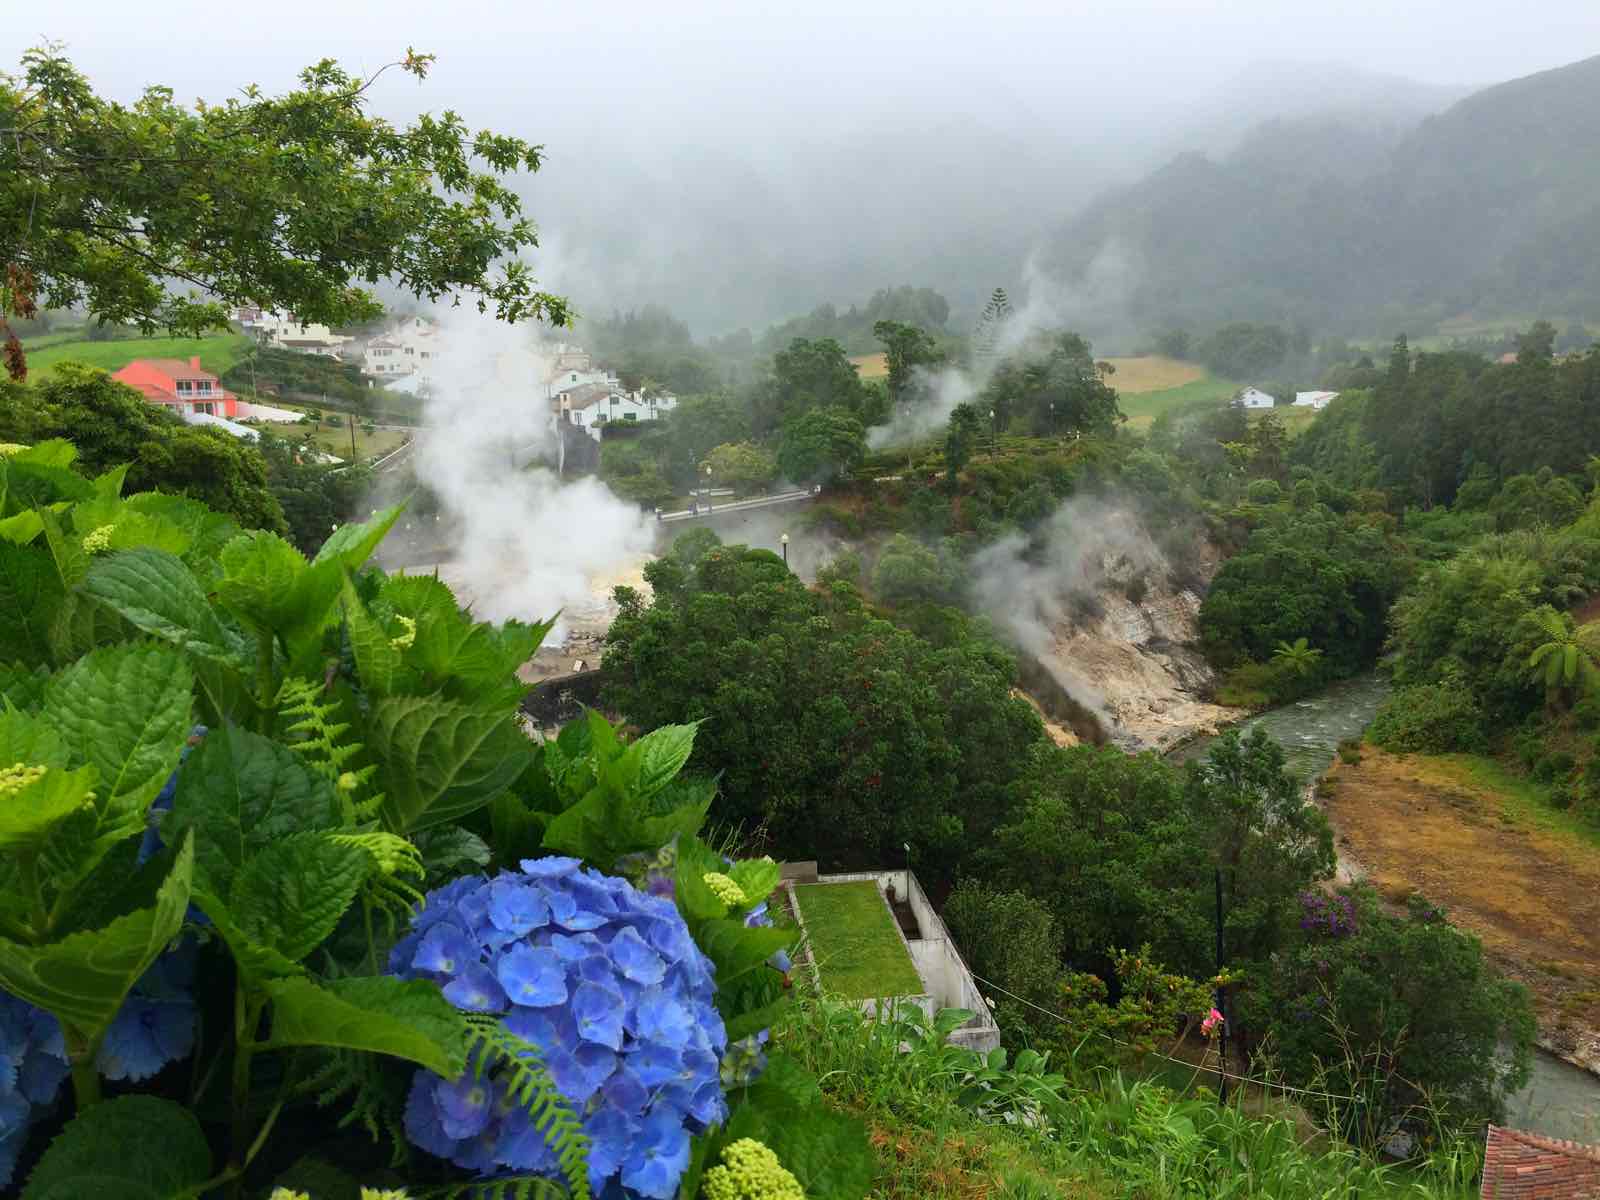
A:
111,357,240,419
1481,1125,1600,1198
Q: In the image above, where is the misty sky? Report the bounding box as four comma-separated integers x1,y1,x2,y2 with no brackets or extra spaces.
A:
10,1,1600,334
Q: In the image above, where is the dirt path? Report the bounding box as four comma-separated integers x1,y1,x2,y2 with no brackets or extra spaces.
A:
1324,749,1600,1070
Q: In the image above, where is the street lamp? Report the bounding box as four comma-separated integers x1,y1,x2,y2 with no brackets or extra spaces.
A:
989,408,997,455
780,533,789,565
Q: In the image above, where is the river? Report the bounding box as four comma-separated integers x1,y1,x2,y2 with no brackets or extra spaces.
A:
1170,672,1600,1142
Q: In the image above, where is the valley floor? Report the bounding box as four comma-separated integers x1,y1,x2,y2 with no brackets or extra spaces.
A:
1325,748,1600,1073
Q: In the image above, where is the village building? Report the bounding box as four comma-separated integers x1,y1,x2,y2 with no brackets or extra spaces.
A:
111,357,240,419
250,311,351,357
1292,390,1340,410
363,317,442,390
1233,386,1277,409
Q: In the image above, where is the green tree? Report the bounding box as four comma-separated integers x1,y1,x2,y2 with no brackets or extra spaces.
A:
870,534,960,606
943,882,1063,1029
0,47,567,375
1517,319,1558,363
1245,888,1533,1147
944,402,985,481
1270,637,1323,676
757,338,865,434
982,331,1121,438
0,365,288,534
872,319,939,411
703,441,778,495
1153,328,1192,359
776,406,865,483
972,287,1013,365
1197,322,1290,379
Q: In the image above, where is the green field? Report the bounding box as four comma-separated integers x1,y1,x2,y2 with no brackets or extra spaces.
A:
23,332,254,380
1118,375,1239,429
793,881,923,1001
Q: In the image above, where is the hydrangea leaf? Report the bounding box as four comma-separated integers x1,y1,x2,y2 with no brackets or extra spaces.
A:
630,722,699,800
0,509,44,544
81,547,248,667
340,575,402,697
43,642,194,819
37,508,89,590
694,918,795,989
312,503,404,572
188,887,303,983
0,764,98,850
215,530,309,636
370,695,531,833
20,1094,211,1200
0,706,68,767
165,723,343,895
0,833,192,1039
727,858,782,909
228,831,373,965
261,976,470,1077
379,574,553,698
0,540,62,668
90,463,129,500
0,662,52,711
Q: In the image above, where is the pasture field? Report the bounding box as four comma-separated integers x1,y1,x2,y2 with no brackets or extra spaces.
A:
1100,354,1203,393
849,351,889,379
1118,375,1239,429
22,332,254,379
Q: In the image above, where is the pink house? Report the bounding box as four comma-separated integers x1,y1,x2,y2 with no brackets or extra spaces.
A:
111,357,239,418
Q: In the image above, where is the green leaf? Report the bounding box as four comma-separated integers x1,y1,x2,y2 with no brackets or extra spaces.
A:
370,695,530,833
215,530,307,634
20,1095,211,1200
695,918,794,988
262,975,470,1076
0,510,44,544
91,463,130,499
38,508,89,589
44,642,194,818
728,857,782,908
0,706,68,766
0,764,98,850
229,831,372,964
166,723,343,894
0,540,63,667
314,503,403,571
0,833,192,1039
340,575,401,696
631,721,699,799
82,547,248,667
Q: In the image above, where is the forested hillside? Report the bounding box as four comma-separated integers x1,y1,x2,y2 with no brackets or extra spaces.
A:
1044,54,1600,330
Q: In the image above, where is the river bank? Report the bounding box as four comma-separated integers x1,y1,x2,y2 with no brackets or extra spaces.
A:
1170,673,1600,1140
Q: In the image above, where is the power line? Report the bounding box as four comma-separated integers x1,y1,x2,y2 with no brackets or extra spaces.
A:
967,971,1366,1108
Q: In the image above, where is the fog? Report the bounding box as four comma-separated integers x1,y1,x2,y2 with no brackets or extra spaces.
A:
12,1,1599,335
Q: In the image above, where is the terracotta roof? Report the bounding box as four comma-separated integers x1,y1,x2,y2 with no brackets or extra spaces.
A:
1482,1125,1600,1198
142,358,218,381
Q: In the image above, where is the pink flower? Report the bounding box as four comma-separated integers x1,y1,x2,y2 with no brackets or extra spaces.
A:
1201,1007,1225,1037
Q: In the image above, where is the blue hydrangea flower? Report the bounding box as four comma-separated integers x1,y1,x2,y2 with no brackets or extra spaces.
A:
96,939,198,1082
391,856,727,1199
0,993,70,1188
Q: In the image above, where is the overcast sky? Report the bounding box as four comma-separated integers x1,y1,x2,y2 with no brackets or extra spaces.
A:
9,2,1600,333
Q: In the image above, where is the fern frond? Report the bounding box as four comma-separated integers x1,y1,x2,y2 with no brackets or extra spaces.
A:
462,1016,590,1200
298,1048,413,1167
277,674,389,820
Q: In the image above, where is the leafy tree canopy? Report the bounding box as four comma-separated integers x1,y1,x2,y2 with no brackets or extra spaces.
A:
0,46,567,375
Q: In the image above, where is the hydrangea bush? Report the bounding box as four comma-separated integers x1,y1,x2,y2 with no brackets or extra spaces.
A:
391,857,728,1197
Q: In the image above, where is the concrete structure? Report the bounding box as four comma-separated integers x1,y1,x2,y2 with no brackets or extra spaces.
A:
183,411,259,440
785,868,1001,1052
1233,386,1276,409
1292,390,1339,410
1481,1125,1600,1198
111,357,239,418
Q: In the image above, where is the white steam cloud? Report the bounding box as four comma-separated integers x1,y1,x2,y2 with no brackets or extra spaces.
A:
865,239,1141,451
389,309,656,635
969,494,1167,724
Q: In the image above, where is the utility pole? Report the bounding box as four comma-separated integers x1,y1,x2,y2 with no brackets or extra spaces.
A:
347,411,357,463
1215,867,1229,1104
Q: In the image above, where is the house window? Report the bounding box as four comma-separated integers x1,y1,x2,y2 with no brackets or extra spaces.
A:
624,412,637,421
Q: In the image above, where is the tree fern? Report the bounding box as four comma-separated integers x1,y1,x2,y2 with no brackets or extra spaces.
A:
462,1016,591,1200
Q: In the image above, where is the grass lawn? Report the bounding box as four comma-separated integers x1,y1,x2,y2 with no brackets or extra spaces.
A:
1119,375,1239,429
294,419,410,464
1425,752,1600,855
850,351,888,379
793,881,922,1001
24,333,254,380
1101,355,1204,394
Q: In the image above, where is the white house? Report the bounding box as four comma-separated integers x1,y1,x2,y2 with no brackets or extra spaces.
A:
1233,386,1277,409
1292,390,1339,410
361,319,443,389
254,312,351,358
558,386,679,442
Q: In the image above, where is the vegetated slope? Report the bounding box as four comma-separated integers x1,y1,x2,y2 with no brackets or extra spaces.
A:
23,332,253,378
1043,53,1600,330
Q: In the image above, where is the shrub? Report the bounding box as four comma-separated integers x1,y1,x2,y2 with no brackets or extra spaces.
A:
1336,737,1362,765
1368,684,1487,753
1532,749,1577,784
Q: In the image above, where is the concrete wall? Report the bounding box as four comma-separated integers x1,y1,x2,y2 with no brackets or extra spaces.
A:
796,869,1000,1052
